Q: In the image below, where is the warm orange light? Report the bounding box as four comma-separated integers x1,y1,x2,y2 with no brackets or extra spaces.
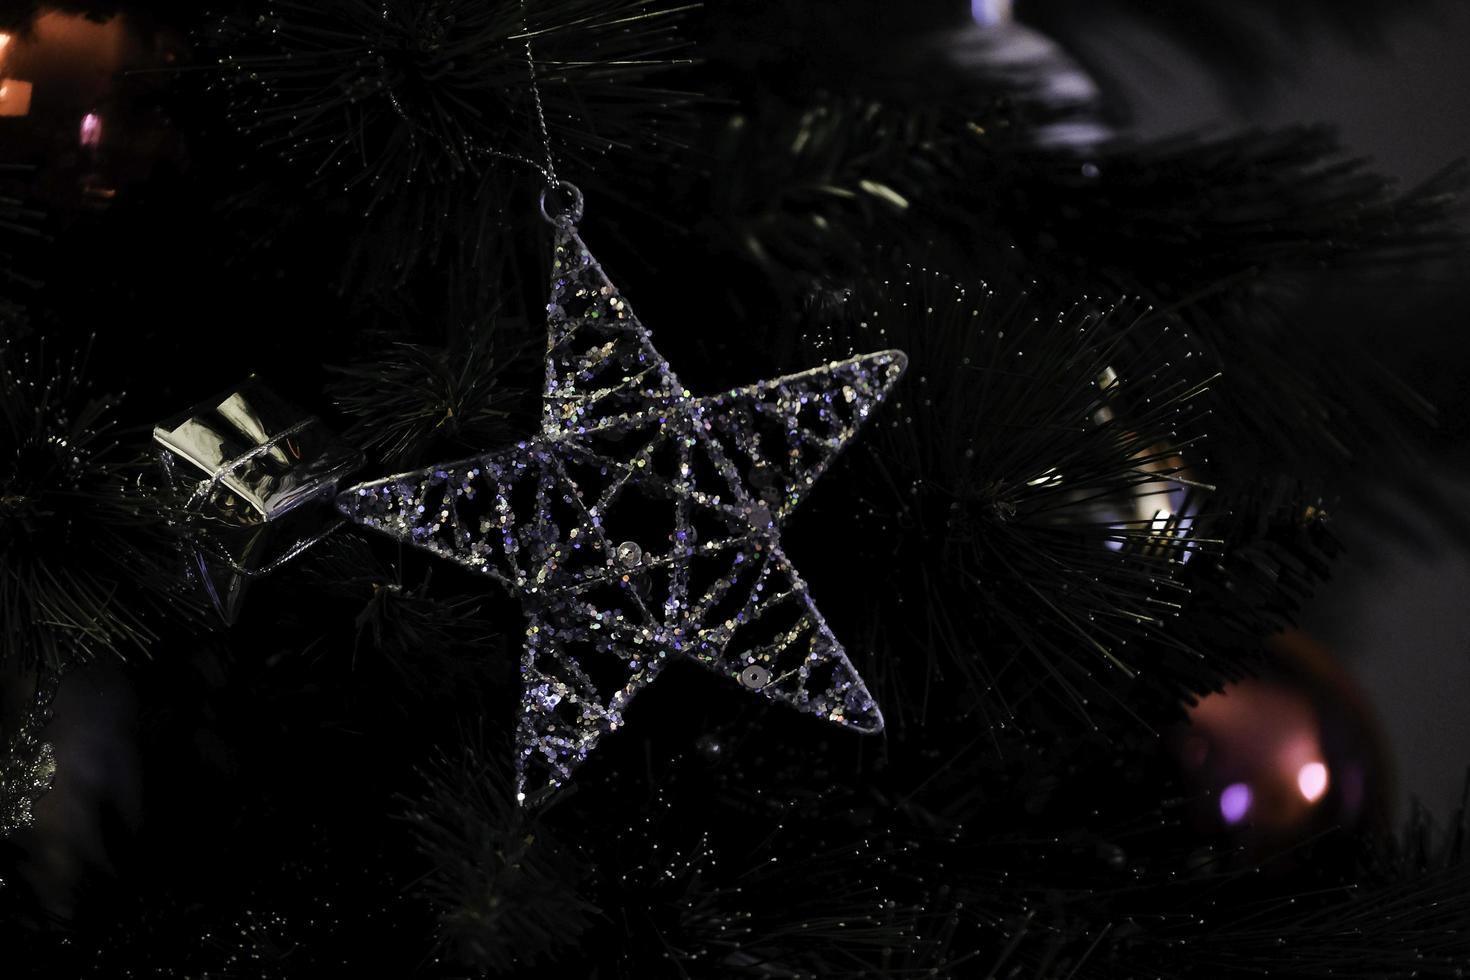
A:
0,77,32,117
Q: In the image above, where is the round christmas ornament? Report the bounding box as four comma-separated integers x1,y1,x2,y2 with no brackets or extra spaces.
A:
1172,629,1393,853
936,0,1111,148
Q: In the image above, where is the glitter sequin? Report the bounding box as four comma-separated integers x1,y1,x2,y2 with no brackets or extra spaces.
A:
338,213,905,803
1,675,58,838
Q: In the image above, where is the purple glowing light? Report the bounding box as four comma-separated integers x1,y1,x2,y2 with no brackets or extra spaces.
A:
971,0,1013,26
1219,782,1252,824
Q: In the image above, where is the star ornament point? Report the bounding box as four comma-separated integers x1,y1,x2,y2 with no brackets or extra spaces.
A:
338,217,906,802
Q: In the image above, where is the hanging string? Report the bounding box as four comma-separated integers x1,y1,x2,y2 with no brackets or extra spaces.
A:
468,1,561,189
519,0,559,187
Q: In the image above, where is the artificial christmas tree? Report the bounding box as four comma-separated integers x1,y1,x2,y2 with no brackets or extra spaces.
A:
2,2,1468,976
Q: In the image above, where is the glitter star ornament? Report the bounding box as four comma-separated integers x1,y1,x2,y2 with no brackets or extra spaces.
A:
338,184,906,803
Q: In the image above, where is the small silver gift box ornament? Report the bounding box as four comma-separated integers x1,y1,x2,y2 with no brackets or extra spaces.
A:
153,377,364,624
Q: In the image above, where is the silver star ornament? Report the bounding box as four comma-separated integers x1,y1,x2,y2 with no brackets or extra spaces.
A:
337,189,907,803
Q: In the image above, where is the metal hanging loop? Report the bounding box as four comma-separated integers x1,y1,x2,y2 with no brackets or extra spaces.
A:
538,180,585,226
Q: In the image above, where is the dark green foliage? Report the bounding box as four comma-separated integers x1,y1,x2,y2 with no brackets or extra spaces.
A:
1022,0,1435,110
403,740,596,973
211,0,693,199
0,343,182,668
301,535,503,703
706,100,944,284
1101,789,1470,979
0,169,43,338
699,97,1464,499
808,271,1223,726
542,742,961,979
205,0,695,300
329,326,522,468
987,127,1465,290
1171,481,1340,675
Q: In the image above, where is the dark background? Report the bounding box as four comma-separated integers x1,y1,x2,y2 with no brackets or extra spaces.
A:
3,2,1470,973
1118,1,1470,818
9,0,1470,823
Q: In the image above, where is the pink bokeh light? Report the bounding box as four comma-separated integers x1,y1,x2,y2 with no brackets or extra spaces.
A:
80,111,102,147
1297,762,1329,803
